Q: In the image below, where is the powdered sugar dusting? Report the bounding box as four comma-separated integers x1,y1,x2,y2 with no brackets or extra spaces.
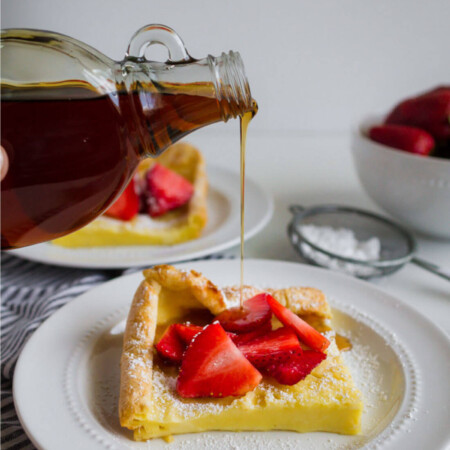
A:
160,335,389,450
148,335,361,426
341,333,387,412
151,368,235,420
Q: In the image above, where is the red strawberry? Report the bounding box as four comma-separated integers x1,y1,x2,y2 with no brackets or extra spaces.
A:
216,293,272,333
369,124,434,156
231,320,272,345
174,323,204,344
176,322,262,398
104,177,139,221
236,327,302,369
145,163,194,217
264,350,326,385
385,86,450,143
266,295,330,352
155,324,185,363
175,323,236,343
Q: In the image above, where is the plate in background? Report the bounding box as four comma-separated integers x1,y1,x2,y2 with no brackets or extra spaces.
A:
9,166,273,269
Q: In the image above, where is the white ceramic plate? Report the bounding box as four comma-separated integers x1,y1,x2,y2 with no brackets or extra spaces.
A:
8,166,273,269
14,259,450,450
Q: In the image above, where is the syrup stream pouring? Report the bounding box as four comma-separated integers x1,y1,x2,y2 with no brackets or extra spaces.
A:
239,103,258,308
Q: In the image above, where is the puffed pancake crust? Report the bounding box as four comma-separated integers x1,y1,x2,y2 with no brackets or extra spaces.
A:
53,143,208,247
119,265,363,441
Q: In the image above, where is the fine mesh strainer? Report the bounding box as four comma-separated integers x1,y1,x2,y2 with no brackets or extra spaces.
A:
288,204,450,281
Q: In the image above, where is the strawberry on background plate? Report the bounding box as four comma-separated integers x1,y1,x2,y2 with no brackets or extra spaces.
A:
104,177,139,221
266,294,330,352
146,163,194,217
216,293,272,333
176,322,262,398
369,124,435,156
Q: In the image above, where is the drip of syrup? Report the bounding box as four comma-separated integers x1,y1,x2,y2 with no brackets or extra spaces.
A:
335,334,353,352
239,102,258,309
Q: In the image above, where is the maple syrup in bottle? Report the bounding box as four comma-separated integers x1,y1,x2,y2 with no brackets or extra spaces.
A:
1,25,256,249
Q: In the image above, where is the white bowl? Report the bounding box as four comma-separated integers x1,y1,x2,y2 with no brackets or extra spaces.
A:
351,120,450,240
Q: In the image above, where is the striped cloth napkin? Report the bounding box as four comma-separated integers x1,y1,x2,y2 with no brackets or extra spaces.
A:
1,252,228,449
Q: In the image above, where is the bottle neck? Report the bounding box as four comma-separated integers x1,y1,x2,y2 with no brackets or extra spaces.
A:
207,51,253,121
116,52,254,156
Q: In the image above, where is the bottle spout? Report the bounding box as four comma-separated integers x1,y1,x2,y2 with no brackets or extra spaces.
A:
117,25,257,156
122,24,256,122
207,51,255,121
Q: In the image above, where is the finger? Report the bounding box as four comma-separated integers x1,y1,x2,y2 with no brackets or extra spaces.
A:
0,146,9,181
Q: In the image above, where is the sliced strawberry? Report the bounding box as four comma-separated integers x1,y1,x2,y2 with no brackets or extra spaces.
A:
236,327,302,369
174,323,235,344
176,322,262,398
174,323,204,344
215,293,272,333
145,163,194,217
155,324,185,364
231,320,272,345
264,350,326,385
266,295,330,352
104,177,139,221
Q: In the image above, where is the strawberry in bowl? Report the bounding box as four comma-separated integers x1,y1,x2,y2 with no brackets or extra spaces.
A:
367,86,450,159
352,86,450,239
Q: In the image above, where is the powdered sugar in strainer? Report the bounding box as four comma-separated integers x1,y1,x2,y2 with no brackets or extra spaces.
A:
288,204,450,281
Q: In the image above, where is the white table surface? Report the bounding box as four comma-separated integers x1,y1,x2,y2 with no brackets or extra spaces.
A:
188,129,450,335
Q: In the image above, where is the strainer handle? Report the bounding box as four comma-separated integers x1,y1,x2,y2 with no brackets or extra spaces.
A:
289,205,306,216
411,257,450,282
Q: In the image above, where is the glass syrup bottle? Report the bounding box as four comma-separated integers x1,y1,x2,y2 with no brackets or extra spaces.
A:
1,24,256,249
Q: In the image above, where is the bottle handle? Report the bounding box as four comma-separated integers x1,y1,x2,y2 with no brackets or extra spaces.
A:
126,24,192,62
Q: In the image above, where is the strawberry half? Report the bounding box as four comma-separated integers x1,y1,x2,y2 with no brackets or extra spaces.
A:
264,350,326,385
266,295,330,352
104,177,139,221
231,320,272,345
174,323,204,344
145,163,194,217
155,324,185,364
175,323,236,344
216,293,272,333
176,322,262,398
236,327,302,369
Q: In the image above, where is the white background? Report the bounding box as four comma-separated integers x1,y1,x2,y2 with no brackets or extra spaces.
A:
2,0,450,133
